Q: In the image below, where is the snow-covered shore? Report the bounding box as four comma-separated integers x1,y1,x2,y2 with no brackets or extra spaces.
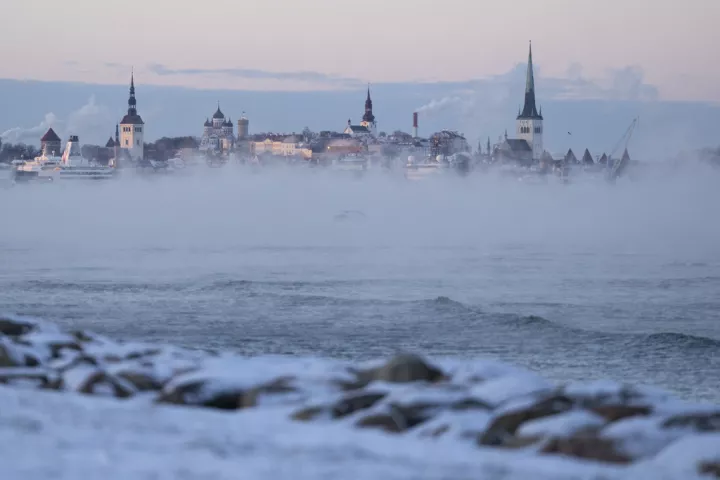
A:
1,314,718,479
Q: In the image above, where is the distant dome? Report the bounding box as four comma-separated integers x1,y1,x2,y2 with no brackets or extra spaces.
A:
204,118,211,127
212,107,224,119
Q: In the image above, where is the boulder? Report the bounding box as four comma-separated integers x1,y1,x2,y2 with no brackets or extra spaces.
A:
156,378,242,409
700,461,720,477
0,338,24,367
63,364,135,398
330,391,386,418
291,405,328,421
356,403,434,433
540,434,632,463
0,367,61,389
158,375,300,411
356,406,412,433
662,411,720,432
362,354,446,384
516,410,606,439
590,405,651,422
416,410,493,440
239,377,298,408
115,369,162,392
0,317,34,336
478,395,574,446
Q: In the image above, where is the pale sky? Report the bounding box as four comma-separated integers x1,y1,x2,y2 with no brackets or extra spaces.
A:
2,0,719,101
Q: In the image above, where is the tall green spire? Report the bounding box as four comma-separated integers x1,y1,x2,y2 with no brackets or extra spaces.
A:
526,41,535,93
517,41,542,120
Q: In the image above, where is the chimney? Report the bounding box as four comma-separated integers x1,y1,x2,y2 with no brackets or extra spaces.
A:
412,112,418,138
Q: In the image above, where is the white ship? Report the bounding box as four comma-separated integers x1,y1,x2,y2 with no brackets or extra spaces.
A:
14,147,63,182
330,153,368,171
404,155,450,180
57,136,116,180
330,154,368,176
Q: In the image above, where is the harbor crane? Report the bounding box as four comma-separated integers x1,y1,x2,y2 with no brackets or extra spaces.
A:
607,116,638,182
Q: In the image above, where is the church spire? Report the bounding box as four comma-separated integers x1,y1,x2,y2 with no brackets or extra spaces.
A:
362,83,375,123
517,41,542,120
128,69,137,116
525,41,535,94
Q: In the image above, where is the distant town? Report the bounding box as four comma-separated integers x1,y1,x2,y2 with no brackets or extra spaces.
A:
1,43,718,184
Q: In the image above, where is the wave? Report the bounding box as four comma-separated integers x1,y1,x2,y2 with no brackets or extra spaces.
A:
3,280,719,357
637,331,720,350
18,279,191,294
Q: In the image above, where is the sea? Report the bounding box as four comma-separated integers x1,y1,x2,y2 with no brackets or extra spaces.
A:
1,165,719,403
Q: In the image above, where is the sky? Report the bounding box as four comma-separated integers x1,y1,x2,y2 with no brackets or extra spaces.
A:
1,0,719,102
1,0,720,159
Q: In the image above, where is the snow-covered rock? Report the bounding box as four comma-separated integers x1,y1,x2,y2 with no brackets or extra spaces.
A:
0,313,718,479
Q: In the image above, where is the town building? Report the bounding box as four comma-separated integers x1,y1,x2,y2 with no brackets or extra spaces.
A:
344,86,377,137
496,42,545,165
119,72,145,162
40,128,62,155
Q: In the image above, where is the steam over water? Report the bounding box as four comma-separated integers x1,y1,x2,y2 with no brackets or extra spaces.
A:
1,165,719,402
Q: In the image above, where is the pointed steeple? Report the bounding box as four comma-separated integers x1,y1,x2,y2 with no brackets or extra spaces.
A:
115,124,119,144
525,41,535,94
120,69,144,125
127,68,137,115
517,41,542,120
486,137,491,154
362,83,375,123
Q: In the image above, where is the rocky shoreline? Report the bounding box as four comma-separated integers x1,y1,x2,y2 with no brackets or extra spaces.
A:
1,315,718,477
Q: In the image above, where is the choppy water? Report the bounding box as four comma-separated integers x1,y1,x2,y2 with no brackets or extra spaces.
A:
1,166,719,402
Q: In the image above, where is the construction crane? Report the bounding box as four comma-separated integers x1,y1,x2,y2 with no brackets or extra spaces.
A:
607,116,638,181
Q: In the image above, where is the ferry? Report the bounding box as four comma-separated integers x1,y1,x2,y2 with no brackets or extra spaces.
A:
404,155,449,180
56,136,116,180
330,153,368,173
14,148,63,182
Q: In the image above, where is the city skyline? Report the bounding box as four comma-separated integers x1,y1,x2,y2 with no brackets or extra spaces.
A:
1,0,719,102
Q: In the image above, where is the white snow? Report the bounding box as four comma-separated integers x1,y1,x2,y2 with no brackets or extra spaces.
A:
470,372,553,407
0,315,717,479
0,384,669,480
517,410,606,438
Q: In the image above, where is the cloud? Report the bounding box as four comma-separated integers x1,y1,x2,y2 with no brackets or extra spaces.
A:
1,95,113,145
146,64,364,87
550,65,659,101
1,113,59,144
411,62,660,124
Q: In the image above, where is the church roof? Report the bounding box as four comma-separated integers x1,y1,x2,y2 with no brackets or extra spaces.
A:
105,137,116,148
347,125,370,133
565,148,578,163
120,113,144,125
40,128,61,142
213,105,225,119
582,148,594,164
517,42,543,120
503,139,532,152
